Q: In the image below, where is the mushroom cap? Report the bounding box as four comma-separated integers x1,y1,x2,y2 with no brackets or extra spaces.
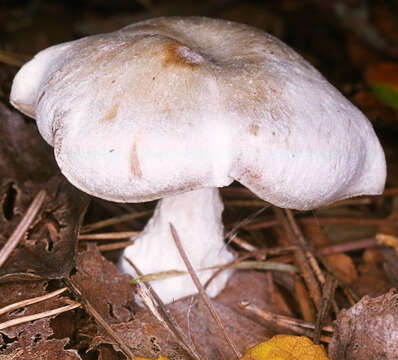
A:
10,17,386,209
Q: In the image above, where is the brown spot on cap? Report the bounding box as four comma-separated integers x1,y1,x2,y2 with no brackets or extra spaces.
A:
163,42,203,68
102,103,119,122
249,123,259,136
130,143,143,178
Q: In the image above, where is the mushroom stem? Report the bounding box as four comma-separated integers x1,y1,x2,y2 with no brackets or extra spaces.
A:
119,188,235,304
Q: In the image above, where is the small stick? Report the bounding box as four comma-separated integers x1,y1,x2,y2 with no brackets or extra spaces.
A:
64,279,135,360
225,206,268,242
285,209,326,285
78,231,138,240
170,223,242,359
315,253,359,307
80,210,152,233
96,236,381,256
97,241,134,252
229,235,259,253
313,275,338,344
245,216,398,231
294,275,315,322
239,301,332,343
124,257,203,360
239,301,333,333
0,190,46,268
273,207,322,308
316,237,377,256
0,287,67,316
0,302,80,331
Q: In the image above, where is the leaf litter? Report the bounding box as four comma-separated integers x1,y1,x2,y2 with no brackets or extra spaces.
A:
1,1,398,359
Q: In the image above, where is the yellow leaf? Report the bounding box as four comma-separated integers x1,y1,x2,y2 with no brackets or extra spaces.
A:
241,335,329,360
134,356,169,360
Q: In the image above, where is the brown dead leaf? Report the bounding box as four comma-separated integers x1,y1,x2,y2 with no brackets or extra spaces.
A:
71,245,137,324
0,281,80,357
91,271,292,359
91,298,267,360
215,270,294,327
0,281,64,341
329,289,398,360
0,338,81,360
302,224,357,285
376,200,398,289
97,344,124,360
352,249,392,297
0,103,89,280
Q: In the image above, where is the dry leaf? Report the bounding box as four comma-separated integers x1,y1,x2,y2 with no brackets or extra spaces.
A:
0,103,89,280
0,338,81,360
352,249,391,297
302,224,357,284
71,245,137,324
91,271,279,359
241,335,329,360
329,289,398,360
0,281,64,342
134,356,169,360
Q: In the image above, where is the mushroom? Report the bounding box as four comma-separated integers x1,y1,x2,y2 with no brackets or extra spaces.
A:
10,17,386,304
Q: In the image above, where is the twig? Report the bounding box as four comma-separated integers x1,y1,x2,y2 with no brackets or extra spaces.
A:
80,210,152,233
229,235,260,253
224,206,268,244
316,237,378,256
64,279,135,360
285,209,325,285
78,231,138,240
245,216,397,231
0,287,67,316
97,241,133,252
273,207,322,308
294,275,315,322
313,275,338,344
0,302,80,331
132,261,298,284
224,187,398,199
124,257,202,360
314,252,359,307
95,235,383,256
170,223,242,359
239,301,332,343
0,190,46,268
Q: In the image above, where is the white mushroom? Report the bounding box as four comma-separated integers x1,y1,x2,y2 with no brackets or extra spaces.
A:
10,17,386,303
